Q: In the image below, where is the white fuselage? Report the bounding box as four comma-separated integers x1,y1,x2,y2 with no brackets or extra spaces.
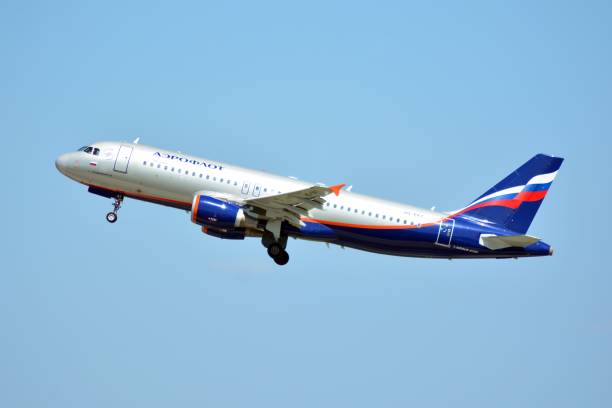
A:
57,141,444,230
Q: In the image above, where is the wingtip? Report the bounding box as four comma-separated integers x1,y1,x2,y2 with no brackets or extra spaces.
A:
329,183,346,196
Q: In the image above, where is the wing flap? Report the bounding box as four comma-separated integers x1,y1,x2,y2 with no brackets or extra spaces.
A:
245,183,345,224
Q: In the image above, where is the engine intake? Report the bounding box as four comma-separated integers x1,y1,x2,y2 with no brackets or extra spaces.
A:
191,195,245,228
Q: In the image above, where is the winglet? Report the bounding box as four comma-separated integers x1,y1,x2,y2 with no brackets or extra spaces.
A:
329,183,346,196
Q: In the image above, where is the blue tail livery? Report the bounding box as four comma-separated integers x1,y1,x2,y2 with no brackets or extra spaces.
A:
452,154,564,234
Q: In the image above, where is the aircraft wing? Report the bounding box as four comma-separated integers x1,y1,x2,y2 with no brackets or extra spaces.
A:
244,183,345,228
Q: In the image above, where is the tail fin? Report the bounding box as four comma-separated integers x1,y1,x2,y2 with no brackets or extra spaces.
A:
454,154,564,234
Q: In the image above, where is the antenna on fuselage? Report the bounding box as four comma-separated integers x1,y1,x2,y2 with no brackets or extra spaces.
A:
133,137,140,144
346,185,353,192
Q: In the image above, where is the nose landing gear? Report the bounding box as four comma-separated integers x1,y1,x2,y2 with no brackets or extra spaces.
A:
106,194,123,223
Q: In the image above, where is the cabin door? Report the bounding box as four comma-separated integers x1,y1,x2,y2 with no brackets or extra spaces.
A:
113,145,133,173
435,219,455,247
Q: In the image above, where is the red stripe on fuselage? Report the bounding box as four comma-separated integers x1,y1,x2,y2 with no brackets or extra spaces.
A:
303,194,546,230
301,217,432,230
301,199,525,231
88,184,546,233
451,199,522,218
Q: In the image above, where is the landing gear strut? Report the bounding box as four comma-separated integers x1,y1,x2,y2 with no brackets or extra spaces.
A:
106,194,123,223
262,231,290,266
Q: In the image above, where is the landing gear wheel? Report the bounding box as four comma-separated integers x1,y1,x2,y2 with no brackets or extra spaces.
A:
106,194,123,224
273,251,290,266
106,212,117,223
267,243,283,258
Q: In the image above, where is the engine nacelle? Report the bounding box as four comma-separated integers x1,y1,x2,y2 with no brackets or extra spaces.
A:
191,195,245,228
202,226,246,240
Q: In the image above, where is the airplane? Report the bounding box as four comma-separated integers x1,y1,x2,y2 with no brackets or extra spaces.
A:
55,140,563,265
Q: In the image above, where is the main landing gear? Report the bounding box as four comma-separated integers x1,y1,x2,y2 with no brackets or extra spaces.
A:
106,194,123,223
262,231,290,266
267,242,290,265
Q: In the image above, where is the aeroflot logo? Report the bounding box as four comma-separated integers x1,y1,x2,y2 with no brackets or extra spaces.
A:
153,152,224,170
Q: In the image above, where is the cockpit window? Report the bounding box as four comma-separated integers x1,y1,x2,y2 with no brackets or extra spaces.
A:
78,146,100,155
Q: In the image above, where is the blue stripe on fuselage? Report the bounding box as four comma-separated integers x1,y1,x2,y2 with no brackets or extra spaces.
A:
287,219,550,258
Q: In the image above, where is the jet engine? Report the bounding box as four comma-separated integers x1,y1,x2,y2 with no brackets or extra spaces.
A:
191,195,245,229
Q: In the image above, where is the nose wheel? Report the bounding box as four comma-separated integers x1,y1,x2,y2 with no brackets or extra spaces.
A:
106,194,123,223
106,212,118,223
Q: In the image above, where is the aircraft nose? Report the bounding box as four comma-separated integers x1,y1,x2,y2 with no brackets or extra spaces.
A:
55,153,69,174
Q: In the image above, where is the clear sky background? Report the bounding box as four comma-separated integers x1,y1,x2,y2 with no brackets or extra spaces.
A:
2,1,611,407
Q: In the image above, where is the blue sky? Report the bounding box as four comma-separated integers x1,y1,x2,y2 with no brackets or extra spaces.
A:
2,1,611,407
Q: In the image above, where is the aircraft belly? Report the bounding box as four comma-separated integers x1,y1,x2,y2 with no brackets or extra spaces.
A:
88,166,194,208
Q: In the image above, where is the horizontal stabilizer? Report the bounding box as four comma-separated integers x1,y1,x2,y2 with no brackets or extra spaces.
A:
479,234,540,250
